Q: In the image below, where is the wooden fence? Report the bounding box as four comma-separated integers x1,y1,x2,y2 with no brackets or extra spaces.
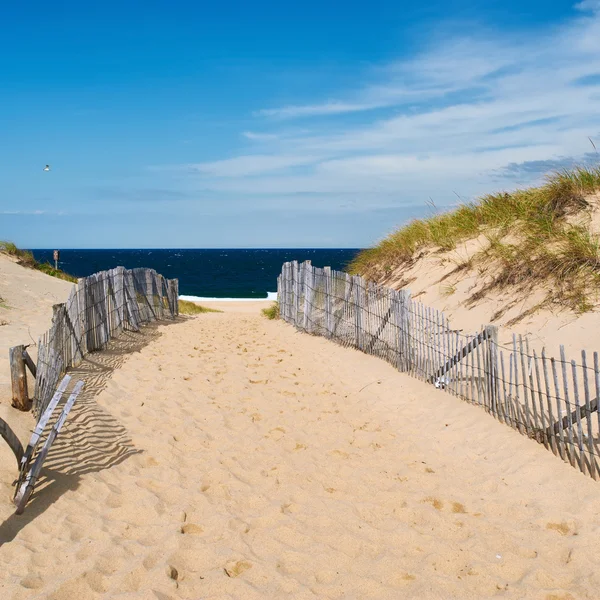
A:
2,266,179,513
278,260,600,480
33,267,179,417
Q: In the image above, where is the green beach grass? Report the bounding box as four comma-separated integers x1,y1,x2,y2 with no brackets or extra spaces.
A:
349,165,600,312
261,302,279,319
178,299,222,315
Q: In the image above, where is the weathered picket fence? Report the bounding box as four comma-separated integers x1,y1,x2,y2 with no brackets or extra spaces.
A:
278,260,600,480
3,266,179,513
33,267,179,417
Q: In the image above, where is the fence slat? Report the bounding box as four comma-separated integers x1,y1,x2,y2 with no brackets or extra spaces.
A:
560,346,576,467
571,360,586,475
532,350,548,448
581,351,597,479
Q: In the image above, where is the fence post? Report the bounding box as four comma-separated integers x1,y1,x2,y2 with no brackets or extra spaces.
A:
303,261,311,331
167,279,179,319
9,345,30,411
399,290,412,371
324,266,332,338
172,279,179,316
292,261,300,327
485,325,499,416
353,276,364,350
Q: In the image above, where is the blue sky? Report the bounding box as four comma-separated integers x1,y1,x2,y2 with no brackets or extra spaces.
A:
1,0,599,248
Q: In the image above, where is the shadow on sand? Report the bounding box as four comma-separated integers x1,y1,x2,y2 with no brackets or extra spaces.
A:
0,317,188,545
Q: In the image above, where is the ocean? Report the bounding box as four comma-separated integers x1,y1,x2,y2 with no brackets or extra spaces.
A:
29,249,361,300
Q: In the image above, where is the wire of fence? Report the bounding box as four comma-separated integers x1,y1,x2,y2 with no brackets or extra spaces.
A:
34,266,179,417
278,260,600,480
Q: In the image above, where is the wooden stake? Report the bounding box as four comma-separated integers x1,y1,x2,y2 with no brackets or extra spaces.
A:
9,345,30,411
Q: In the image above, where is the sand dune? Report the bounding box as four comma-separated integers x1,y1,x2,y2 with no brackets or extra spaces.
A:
1,300,600,599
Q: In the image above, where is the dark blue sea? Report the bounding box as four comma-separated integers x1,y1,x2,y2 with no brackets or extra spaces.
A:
29,249,361,300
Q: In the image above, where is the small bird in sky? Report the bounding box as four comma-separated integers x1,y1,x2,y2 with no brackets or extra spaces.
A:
43,165,51,171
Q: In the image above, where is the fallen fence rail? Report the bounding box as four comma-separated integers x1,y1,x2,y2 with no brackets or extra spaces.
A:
14,376,85,514
278,260,600,480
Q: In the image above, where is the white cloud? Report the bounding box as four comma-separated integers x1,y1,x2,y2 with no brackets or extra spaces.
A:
185,154,322,177
163,2,600,215
576,0,600,13
242,131,279,141
1,210,67,216
255,101,389,119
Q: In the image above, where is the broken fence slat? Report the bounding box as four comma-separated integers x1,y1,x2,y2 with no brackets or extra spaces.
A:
0,417,24,467
431,330,487,388
14,380,84,515
546,396,599,437
15,375,72,497
22,348,37,378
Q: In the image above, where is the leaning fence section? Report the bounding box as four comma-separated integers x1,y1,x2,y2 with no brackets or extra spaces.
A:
278,260,600,480
34,267,179,417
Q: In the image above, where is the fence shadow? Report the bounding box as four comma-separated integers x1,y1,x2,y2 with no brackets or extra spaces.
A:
0,317,187,545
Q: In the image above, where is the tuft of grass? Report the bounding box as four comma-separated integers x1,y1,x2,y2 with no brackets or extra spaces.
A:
0,241,77,283
261,302,280,319
440,284,456,297
178,299,222,315
349,164,600,312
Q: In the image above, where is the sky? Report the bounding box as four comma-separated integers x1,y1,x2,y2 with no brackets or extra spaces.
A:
1,0,599,248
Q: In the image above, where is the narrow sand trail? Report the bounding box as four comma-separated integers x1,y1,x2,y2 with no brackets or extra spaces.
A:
1,305,600,599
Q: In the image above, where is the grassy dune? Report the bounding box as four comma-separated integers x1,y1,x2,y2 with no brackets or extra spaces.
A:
349,166,600,312
0,241,77,283
178,299,222,315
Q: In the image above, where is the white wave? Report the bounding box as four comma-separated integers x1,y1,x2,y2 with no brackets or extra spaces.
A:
179,292,277,303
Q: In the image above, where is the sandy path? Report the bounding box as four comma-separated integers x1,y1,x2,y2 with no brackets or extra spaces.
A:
1,304,600,599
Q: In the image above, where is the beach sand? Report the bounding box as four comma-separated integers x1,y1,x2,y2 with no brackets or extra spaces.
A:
1,298,600,599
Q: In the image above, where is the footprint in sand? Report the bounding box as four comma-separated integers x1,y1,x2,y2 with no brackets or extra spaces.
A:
267,427,286,441
546,522,576,536
330,449,350,459
224,560,253,578
422,497,444,510
181,523,203,535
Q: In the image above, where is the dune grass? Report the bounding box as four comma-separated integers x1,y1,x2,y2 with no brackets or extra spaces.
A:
261,302,280,319
349,165,600,312
0,241,77,283
178,299,222,315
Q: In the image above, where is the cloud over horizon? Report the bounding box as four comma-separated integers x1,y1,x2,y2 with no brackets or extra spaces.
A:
160,0,600,215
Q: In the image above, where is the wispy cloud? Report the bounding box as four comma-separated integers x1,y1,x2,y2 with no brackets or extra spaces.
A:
159,1,600,215
576,0,600,12
181,154,323,178
1,210,67,216
242,131,280,141
255,101,391,119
